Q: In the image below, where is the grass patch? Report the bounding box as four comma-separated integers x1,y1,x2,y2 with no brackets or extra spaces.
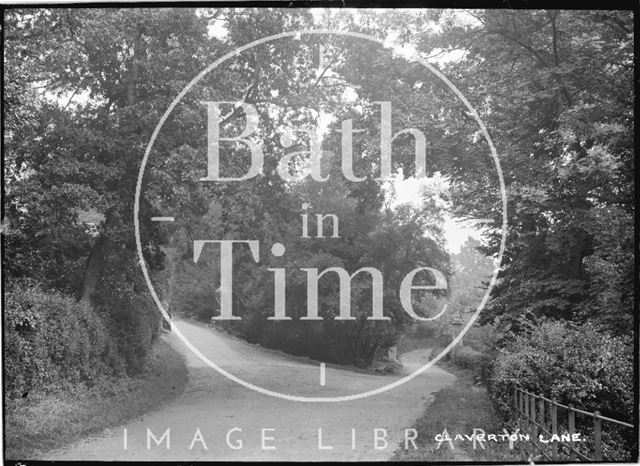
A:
392,364,525,462
5,338,188,460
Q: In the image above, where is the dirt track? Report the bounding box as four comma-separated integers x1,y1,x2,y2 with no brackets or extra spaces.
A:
46,319,456,461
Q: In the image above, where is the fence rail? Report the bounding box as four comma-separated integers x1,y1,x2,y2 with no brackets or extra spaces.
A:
513,387,634,461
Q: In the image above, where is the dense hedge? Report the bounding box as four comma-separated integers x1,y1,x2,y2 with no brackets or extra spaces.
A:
491,320,633,423
5,285,160,399
92,287,160,375
451,345,492,382
5,286,120,398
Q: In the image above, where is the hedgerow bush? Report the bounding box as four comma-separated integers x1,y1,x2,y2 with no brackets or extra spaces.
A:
92,285,160,375
169,261,219,321
5,274,162,399
462,323,498,353
491,320,633,423
5,285,123,399
451,345,479,369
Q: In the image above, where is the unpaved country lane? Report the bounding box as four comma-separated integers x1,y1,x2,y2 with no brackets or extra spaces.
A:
46,319,456,461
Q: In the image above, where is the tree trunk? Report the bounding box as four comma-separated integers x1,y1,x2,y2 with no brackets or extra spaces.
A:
78,26,144,304
565,229,594,279
78,235,109,303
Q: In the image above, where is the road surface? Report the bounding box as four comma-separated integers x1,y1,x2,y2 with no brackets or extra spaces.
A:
46,319,457,461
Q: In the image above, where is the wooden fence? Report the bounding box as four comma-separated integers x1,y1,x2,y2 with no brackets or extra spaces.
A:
513,387,634,461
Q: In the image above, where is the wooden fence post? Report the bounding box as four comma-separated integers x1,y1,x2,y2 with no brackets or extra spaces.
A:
594,410,602,461
568,404,576,461
513,387,518,415
530,393,537,437
524,392,530,428
551,399,558,461
539,395,545,433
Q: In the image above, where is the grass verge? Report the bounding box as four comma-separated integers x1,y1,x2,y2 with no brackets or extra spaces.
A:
5,338,189,460
392,363,525,462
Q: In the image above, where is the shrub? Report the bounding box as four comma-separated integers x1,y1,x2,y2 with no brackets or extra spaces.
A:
411,322,438,339
451,345,483,368
491,320,633,423
450,345,492,384
170,261,219,321
92,287,160,375
463,323,498,353
4,285,123,398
